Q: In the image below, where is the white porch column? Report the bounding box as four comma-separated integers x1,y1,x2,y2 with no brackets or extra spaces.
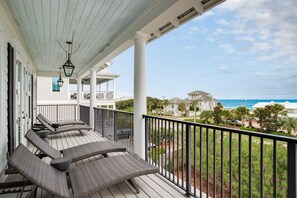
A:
113,79,116,110
90,69,97,130
134,32,149,159
77,77,82,121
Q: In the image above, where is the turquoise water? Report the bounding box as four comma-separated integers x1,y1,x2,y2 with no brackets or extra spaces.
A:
218,99,297,110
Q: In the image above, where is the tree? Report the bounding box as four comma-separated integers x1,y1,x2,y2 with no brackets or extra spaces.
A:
163,99,169,113
178,103,186,116
221,110,232,124
147,101,154,112
253,104,287,132
200,110,213,124
234,106,250,124
282,117,297,134
213,103,223,124
191,100,199,122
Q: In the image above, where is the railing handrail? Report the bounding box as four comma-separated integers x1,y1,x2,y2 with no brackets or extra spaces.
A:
143,114,297,143
94,107,134,115
37,104,77,106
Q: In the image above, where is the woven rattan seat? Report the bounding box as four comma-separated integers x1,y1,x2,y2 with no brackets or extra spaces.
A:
36,116,92,135
38,113,85,126
9,144,158,197
26,130,126,162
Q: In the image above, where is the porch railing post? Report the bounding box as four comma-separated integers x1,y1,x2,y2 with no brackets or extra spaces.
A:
102,109,105,137
114,111,118,142
288,142,297,198
186,124,191,196
56,105,58,122
144,116,148,161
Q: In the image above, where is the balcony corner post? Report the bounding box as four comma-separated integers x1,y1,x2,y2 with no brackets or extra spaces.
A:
133,32,149,159
288,142,297,198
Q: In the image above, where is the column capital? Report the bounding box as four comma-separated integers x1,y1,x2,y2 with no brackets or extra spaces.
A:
135,32,150,42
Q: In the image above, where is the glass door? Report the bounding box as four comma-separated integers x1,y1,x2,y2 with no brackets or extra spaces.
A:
16,60,26,145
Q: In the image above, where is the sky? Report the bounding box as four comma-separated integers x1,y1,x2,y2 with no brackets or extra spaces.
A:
109,0,297,100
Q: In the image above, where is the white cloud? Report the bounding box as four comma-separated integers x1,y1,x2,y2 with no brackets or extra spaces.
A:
182,45,196,50
251,42,271,53
188,26,199,35
219,44,234,54
217,18,229,26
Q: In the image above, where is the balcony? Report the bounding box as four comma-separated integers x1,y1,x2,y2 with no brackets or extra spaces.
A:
23,104,297,197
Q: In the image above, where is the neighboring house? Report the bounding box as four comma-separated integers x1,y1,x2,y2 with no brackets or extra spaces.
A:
253,101,297,118
37,67,119,109
187,90,217,112
165,91,217,116
165,97,190,116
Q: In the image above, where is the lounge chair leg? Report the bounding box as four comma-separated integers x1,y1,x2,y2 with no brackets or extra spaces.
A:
102,153,109,158
127,179,140,194
79,130,84,135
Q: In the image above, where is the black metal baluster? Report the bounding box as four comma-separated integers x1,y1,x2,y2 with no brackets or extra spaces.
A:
154,118,157,166
221,130,224,198
249,136,252,197
158,118,160,169
260,138,264,198
186,124,191,196
182,123,184,189
177,122,180,187
165,119,168,178
200,126,203,198
172,121,176,183
145,117,148,162
273,140,277,198
239,133,242,198
206,127,209,197
161,119,164,176
229,132,232,198
194,126,197,197
213,129,216,198
169,120,172,181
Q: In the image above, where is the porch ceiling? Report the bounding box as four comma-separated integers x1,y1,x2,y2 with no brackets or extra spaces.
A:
6,0,224,78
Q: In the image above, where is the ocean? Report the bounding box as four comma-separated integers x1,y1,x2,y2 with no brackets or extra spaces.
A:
218,99,297,110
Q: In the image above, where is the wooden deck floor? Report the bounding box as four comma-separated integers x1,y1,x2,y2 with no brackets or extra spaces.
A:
2,130,187,198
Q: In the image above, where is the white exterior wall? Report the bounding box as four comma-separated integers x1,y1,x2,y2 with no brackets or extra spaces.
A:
0,2,36,178
37,77,70,104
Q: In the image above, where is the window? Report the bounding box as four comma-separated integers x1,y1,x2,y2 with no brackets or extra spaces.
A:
52,77,60,92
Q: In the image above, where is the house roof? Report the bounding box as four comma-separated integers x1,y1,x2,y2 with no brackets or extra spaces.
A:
187,90,210,96
168,97,189,104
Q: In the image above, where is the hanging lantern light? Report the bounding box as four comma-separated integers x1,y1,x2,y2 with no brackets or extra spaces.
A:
57,67,64,87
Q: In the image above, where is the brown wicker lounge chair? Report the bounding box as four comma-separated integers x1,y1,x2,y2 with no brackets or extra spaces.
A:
37,113,85,126
9,144,158,197
26,130,126,162
36,116,92,135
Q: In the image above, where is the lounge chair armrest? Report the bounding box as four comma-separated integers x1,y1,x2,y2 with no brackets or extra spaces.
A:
51,122,60,129
50,157,72,172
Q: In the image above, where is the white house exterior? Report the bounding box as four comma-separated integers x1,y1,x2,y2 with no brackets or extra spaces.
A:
187,90,217,112
165,97,190,116
37,68,119,109
253,101,297,118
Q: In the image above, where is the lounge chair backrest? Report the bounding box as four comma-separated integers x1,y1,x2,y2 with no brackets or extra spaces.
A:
25,130,61,159
37,115,55,132
8,144,71,198
38,113,52,125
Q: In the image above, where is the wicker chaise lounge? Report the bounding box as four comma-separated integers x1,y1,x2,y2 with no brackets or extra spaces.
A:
9,144,158,197
26,130,126,162
36,116,92,135
37,113,85,126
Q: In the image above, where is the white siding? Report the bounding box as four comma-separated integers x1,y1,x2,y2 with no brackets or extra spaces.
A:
0,18,7,178
37,77,70,103
0,1,36,177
